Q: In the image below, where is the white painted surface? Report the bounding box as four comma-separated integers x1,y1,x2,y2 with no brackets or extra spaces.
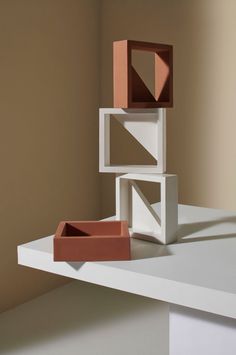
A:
170,305,236,355
0,282,169,355
99,108,166,173
18,204,236,319
131,180,162,237
116,173,178,244
115,115,158,160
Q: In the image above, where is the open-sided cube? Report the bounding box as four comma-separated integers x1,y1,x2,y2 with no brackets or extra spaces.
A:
54,220,131,261
113,40,173,108
99,108,166,173
116,173,178,244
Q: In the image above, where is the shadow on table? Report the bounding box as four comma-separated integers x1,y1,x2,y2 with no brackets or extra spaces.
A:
66,215,236,267
67,237,173,267
131,237,172,259
177,215,236,243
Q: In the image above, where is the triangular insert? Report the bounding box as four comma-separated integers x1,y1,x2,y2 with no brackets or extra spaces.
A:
64,223,90,236
131,181,161,237
131,66,156,102
110,116,157,164
132,49,155,97
155,52,170,102
114,114,158,160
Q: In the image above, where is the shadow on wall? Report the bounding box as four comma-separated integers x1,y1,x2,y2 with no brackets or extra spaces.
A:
100,0,236,216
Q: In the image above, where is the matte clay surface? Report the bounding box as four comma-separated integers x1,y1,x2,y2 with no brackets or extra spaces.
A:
54,221,131,261
113,40,173,108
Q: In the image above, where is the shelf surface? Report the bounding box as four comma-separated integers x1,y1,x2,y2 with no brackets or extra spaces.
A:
18,204,236,319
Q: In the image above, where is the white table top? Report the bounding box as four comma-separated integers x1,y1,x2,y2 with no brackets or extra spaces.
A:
17,204,236,319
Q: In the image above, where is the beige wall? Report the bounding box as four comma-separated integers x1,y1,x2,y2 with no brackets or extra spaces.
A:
0,0,100,312
100,0,236,217
2,0,236,313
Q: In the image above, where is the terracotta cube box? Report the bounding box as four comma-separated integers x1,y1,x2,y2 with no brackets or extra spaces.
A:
54,220,131,262
113,39,173,108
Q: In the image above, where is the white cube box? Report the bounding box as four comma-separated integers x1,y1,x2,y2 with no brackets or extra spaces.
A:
116,173,178,244
99,108,166,174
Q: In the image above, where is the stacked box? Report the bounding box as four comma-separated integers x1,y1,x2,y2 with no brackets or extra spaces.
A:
99,40,178,245
54,39,177,262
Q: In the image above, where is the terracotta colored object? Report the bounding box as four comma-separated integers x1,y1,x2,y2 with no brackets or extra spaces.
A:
54,220,131,261
113,40,173,108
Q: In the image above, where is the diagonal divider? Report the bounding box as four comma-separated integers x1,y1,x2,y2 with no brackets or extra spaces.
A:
130,180,161,237
131,66,156,102
113,114,158,161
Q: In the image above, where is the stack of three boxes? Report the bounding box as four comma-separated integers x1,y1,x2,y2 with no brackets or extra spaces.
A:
54,40,178,262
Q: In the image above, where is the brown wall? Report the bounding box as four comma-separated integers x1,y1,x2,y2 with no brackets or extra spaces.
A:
100,0,236,217
0,0,100,312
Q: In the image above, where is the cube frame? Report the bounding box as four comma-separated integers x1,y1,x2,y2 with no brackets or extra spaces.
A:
113,40,173,108
116,173,178,244
99,108,166,174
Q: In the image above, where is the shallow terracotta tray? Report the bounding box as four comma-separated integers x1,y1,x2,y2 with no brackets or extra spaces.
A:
54,220,131,262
